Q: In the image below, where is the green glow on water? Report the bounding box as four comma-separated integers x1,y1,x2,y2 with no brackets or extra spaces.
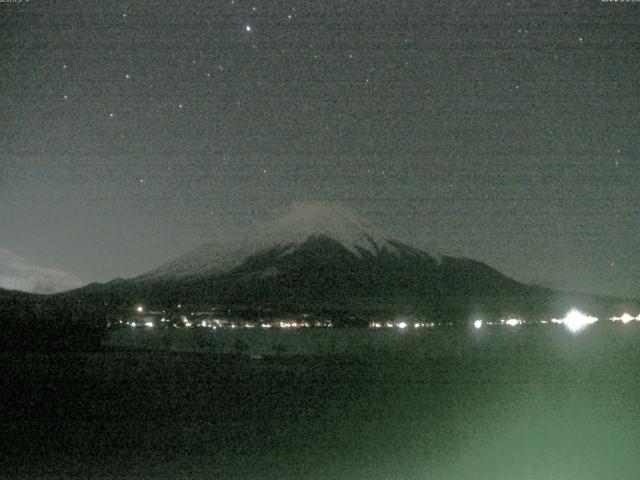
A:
6,325,640,479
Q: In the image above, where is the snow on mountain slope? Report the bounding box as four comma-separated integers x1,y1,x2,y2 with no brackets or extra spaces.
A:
140,242,258,279
0,248,84,294
260,201,397,255
140,201,441,279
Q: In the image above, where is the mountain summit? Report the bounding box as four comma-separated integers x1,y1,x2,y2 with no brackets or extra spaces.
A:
261,201,397,255
143,201,439,280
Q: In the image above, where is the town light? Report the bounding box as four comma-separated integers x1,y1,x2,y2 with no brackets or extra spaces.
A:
561,309,598,333
473,319,483,329
620,313,634,324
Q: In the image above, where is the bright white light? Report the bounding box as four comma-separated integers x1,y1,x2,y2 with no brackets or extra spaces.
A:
562,309,598,333
129,321,137,328
136,305,144,313
504,318,522,327
397,322,407,329
144,321,154,328
473,319,483,329
245,25,252,32
621,313,634,324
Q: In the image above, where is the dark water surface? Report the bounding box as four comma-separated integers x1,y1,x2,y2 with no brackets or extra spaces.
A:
2,325,640,479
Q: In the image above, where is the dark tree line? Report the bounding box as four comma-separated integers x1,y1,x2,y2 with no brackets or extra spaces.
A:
0,292,111,352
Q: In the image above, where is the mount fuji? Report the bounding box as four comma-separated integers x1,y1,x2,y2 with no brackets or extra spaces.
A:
140,201,442,280
2,200,638,349
58,201,635,324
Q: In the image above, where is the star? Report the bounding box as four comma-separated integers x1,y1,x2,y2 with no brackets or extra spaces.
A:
125,74,130,79
63,95,68,100
245,25,252,33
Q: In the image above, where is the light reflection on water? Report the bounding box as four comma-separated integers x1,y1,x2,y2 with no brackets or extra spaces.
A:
107,321,640,358
100,325,640,479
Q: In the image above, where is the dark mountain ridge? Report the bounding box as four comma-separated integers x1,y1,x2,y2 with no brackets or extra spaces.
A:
57,234,637,325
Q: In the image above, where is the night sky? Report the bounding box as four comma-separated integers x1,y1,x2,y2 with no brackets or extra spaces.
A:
1,0,639,297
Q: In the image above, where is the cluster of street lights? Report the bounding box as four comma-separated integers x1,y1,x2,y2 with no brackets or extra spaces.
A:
473,309,640,334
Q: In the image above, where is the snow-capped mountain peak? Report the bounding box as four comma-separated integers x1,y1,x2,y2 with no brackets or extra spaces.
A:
258,201,394,256
140,201,439,279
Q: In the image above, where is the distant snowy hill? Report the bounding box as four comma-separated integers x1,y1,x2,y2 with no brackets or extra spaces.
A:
0,249,83,294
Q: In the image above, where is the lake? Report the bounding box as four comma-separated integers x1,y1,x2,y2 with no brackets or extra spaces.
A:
2,323,640,479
